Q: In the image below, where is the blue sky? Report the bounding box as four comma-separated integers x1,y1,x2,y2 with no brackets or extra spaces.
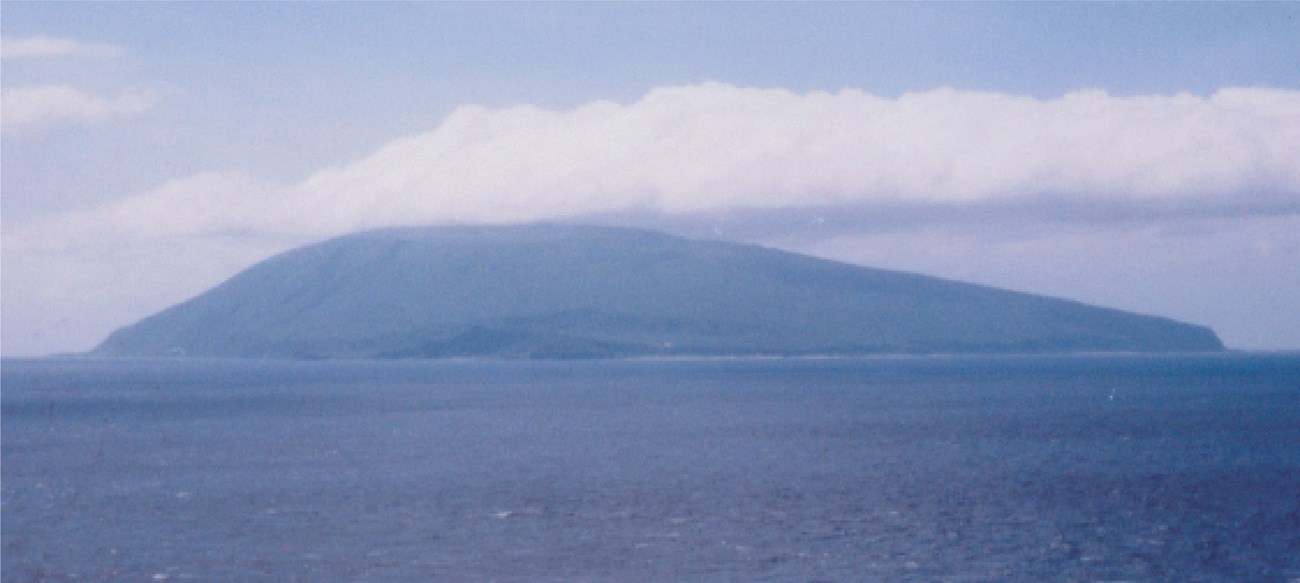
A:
3,3,1299,355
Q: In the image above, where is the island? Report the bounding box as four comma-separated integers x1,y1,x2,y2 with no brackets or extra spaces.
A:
94,224,1225,359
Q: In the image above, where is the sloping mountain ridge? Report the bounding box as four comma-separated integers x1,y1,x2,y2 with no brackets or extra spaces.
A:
94,224,1224,358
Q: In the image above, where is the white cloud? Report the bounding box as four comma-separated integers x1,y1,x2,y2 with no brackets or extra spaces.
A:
282,84,1299,233
0,35,123,60
14,83,1300,239
5,172,292,256
1,85,156,135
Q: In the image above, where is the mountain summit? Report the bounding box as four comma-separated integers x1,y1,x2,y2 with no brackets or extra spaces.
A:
94,224,1224,358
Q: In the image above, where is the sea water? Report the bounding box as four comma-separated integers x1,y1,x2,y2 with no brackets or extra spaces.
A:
2,354,1297,581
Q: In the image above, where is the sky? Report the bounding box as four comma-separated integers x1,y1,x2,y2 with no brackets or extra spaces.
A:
2,2,1299,356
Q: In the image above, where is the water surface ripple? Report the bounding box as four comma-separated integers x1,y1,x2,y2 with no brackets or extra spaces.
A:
3,354,1298,581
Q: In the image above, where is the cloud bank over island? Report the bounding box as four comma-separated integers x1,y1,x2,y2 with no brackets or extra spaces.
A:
11,83,1300,244
4,83,1300,354
294,84,1297,229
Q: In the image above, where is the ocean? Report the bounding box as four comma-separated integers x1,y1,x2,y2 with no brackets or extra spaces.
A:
2,354,1297,581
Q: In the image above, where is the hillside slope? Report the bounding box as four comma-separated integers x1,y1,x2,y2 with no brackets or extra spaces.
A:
94,224,1224,358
